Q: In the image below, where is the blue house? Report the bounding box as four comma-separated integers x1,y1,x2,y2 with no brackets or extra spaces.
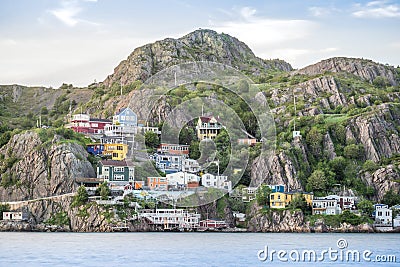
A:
87,143,105,156
113,107,137,127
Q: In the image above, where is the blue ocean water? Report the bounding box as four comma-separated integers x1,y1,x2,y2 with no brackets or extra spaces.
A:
0,232,398,267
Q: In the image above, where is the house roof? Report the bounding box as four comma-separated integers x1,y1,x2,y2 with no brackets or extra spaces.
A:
100,160,127,167
199,116,222,123
115,107,136,116
286,190,313,195
90,118,112,123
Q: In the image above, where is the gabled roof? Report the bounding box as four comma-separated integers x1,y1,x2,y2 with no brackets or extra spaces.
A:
90,118,112,123
199,116,222,123
100,160,127,167
115,107,136,116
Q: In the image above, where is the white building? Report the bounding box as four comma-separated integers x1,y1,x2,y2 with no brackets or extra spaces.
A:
374,204,392,225
182,159,201,173
325,194,356,210
139,209,200,229
166,172,200,190
312,197,342,215
152,153,185,174
201,173,232,192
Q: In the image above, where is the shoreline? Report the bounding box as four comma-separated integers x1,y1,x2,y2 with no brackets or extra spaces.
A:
1,221,399,233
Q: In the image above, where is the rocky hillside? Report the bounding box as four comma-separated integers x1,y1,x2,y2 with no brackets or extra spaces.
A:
103,29,292,87
0,84,93,130
251,62,400,202
297,57,399,86
0,130,95,202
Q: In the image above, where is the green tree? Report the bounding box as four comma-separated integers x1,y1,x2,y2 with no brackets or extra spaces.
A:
329,156,347,181
344,144,364,160
98,182,111,200
372,76,390,88
288,195,311,214
357,199,374,216
382,190,400,207
362,160,379,172
306,127,323,156
237,79,249,93
306,169,328,192
179,127,195,145
0,203,10,220
72,186,88,207
256,185,272,206
189,140,200,159
145,131,160,150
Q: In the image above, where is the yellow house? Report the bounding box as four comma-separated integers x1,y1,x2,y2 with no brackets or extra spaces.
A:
102,143,128,161
270,192,287,208
196,116,222,140
270,191,313,208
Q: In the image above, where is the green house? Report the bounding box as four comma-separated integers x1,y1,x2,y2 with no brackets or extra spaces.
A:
97,160,134,185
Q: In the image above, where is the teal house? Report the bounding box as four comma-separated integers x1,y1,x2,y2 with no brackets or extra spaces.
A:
97,160,134,185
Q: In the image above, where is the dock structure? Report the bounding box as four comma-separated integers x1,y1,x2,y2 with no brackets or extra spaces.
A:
139,208,200,230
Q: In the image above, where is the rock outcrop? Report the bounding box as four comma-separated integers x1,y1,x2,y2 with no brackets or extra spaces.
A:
0,131,95,201
247,204,309,232
297,57,399,86
347,104,400,162
250,151,303,191
103,29,292,87
361,165,400,202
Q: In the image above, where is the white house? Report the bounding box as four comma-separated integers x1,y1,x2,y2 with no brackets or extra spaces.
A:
201,173,232,192
182,158,201,173
166,172,200,190
312,197,342,215
325,194,356,210
374,204,392,225
392,204,400,227
2,211,29,221
152,153,185,174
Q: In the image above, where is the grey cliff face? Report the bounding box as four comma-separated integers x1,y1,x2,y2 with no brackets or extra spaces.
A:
0,131,95,202
297,57,399,86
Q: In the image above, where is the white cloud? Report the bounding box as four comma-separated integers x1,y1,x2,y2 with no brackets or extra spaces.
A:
353,1,400,18
309,7,331,17
49,0,98,27
213,7,317,48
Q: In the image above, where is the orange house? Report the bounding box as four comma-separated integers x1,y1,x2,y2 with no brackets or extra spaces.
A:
157,143,189,155
147,177,168,191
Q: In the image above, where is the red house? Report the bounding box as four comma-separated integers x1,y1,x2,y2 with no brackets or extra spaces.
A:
70,114,112,134
199,219,228,229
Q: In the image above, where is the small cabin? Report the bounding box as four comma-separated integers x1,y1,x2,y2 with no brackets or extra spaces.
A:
293,131,301,138
2,211,29,221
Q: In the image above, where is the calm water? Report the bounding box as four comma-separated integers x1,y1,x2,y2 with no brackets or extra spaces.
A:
0,232,399,266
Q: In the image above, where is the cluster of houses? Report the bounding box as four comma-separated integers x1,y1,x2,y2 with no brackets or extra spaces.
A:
68,108,236,195
232,185,400,229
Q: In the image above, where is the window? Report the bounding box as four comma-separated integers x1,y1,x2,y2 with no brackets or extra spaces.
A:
114,167,124,172
114,174,124,180
271,195,274,200
117,146,123,150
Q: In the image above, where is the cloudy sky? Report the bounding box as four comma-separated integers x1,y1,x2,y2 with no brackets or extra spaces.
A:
1,0,399,87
